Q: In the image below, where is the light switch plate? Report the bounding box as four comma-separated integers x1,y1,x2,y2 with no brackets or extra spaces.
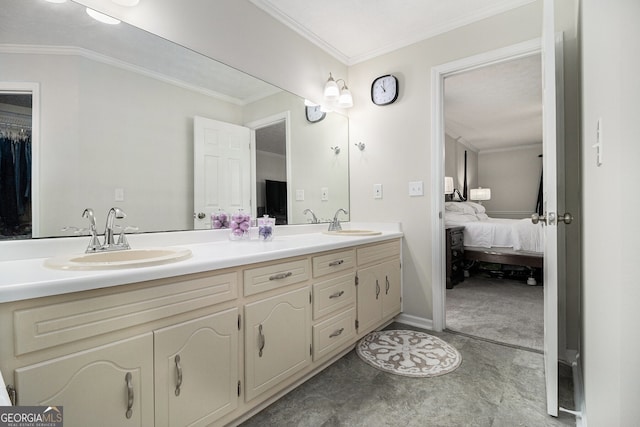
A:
321,187,329,201
373,184,383,199
408,181,423,196
296,189,305,201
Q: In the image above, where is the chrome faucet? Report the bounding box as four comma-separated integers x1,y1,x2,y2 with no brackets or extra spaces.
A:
303,208,318,224
104,207,127,247
328,208,348,232
81,207,130,253
82,208,102,251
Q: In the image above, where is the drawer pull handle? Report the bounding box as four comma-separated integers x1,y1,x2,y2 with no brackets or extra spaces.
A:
329,290,345,299
375,279,380,300
125,372,134,419
329,328,344,338
269,271,293,281
328,259,344,267
385,276,390,295
174,355,183,396
258,324,265,357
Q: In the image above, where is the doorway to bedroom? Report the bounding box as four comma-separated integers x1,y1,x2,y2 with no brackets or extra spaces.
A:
441,51,545,352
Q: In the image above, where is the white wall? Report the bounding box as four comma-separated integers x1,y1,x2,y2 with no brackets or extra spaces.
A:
348,2,546,321
478,144,542,218
581,0,640,423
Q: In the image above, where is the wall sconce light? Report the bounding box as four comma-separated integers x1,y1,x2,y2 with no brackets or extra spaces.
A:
470,187,491,204
354,142,366,151
86,8,121,24
331,146,341,154
324,73,353,108
444,177,454,195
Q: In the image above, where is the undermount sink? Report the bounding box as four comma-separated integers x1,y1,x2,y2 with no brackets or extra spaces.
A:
45,247,192,270
322,230,382,236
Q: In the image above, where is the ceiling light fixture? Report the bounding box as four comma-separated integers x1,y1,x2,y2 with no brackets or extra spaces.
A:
43,0,68,4
323,73,353,108
86,7,121,24
111,0,140,6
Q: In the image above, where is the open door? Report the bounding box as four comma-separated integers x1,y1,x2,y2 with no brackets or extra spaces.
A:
193,116,251,229
538,0,568,416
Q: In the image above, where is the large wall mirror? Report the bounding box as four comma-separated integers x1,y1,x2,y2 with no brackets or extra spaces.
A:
0,0,349,240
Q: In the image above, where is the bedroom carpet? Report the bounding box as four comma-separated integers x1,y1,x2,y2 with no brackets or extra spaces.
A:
446,274,543,352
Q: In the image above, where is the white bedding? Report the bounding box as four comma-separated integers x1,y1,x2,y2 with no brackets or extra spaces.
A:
444,203,544,253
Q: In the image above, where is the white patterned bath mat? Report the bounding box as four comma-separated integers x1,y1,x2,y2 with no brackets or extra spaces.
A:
356,330,462,378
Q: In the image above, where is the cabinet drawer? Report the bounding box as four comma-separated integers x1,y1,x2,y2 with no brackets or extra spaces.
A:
312,249,355,278
356,240,401,266
244,258,310,296
450,231,463,247
14,271,239,355
312,273,355,320
312,308,356,361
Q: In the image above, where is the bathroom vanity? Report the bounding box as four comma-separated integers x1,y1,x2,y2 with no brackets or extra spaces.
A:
0,224,402,426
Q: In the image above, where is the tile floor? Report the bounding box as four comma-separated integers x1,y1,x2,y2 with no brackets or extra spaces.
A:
240,324,575,427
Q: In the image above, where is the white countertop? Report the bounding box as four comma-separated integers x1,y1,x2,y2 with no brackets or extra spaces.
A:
0,223,402,303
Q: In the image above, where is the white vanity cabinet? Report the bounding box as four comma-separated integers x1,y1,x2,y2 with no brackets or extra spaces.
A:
1,235,402,427
244,286,312,402
15,334,155,426
356,241,402,336
154,307,239,427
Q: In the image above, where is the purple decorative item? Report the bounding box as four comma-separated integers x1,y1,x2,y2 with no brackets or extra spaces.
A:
211,210,229,229
229,209,251,240
258,215,274,241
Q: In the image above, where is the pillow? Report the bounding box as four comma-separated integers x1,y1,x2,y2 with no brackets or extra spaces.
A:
475,212,489,220
444,202,475,214
444,212,479,224
465,201,486,214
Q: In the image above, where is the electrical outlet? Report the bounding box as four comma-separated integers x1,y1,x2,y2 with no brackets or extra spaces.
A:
373,184,383,199
114,188,125,201
296,189,305,201
321,187,329,201
408,181,423,196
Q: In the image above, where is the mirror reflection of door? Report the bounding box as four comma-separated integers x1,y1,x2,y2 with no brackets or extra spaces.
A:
254,120,287,225
0,92,32,240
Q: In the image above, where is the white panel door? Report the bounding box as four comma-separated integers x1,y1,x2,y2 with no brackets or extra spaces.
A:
194,116,251,229
541,0,565,417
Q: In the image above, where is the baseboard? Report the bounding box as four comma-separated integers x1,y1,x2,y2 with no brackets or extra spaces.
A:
560,350,586,427
395,313,433,330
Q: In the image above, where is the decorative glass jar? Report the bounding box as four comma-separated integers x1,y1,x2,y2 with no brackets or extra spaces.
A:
211,209,229,229
229,209,251,240
258,215,275,241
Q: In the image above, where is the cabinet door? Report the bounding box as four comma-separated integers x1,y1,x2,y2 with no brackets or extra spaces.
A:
15,334,154,427
154,308,239,427
244,287,311,402
356,265,383,333
381,259,402,318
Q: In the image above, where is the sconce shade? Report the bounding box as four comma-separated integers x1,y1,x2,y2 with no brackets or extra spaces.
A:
444,177,454,194
470,187,491,201
86,8,121,24
324,73,340,100
338,86,353,108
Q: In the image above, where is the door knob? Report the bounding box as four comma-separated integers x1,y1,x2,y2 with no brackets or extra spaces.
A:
531,213,546,225
559,212,573,224
196,212,206,219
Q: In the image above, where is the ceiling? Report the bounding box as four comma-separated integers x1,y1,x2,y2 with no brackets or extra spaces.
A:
251,0,542,152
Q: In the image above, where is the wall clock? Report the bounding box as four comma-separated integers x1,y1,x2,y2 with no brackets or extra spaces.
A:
371,74,399,106
305,105,326,123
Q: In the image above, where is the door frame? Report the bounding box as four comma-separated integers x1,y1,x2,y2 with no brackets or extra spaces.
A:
245,111,291,224
430,38,543,331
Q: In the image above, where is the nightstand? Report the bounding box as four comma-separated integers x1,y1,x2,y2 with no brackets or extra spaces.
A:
446,226,465,289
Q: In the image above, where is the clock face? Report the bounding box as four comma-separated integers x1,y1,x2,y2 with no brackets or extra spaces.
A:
305,105,326,123
371,74,399,105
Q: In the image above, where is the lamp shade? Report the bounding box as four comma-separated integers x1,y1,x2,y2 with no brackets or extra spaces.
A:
338,86,353,108
444,177,454,194
470,187,491,201
324,74,340,99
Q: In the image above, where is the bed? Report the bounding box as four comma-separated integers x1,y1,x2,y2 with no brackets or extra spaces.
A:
444,201,544,269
